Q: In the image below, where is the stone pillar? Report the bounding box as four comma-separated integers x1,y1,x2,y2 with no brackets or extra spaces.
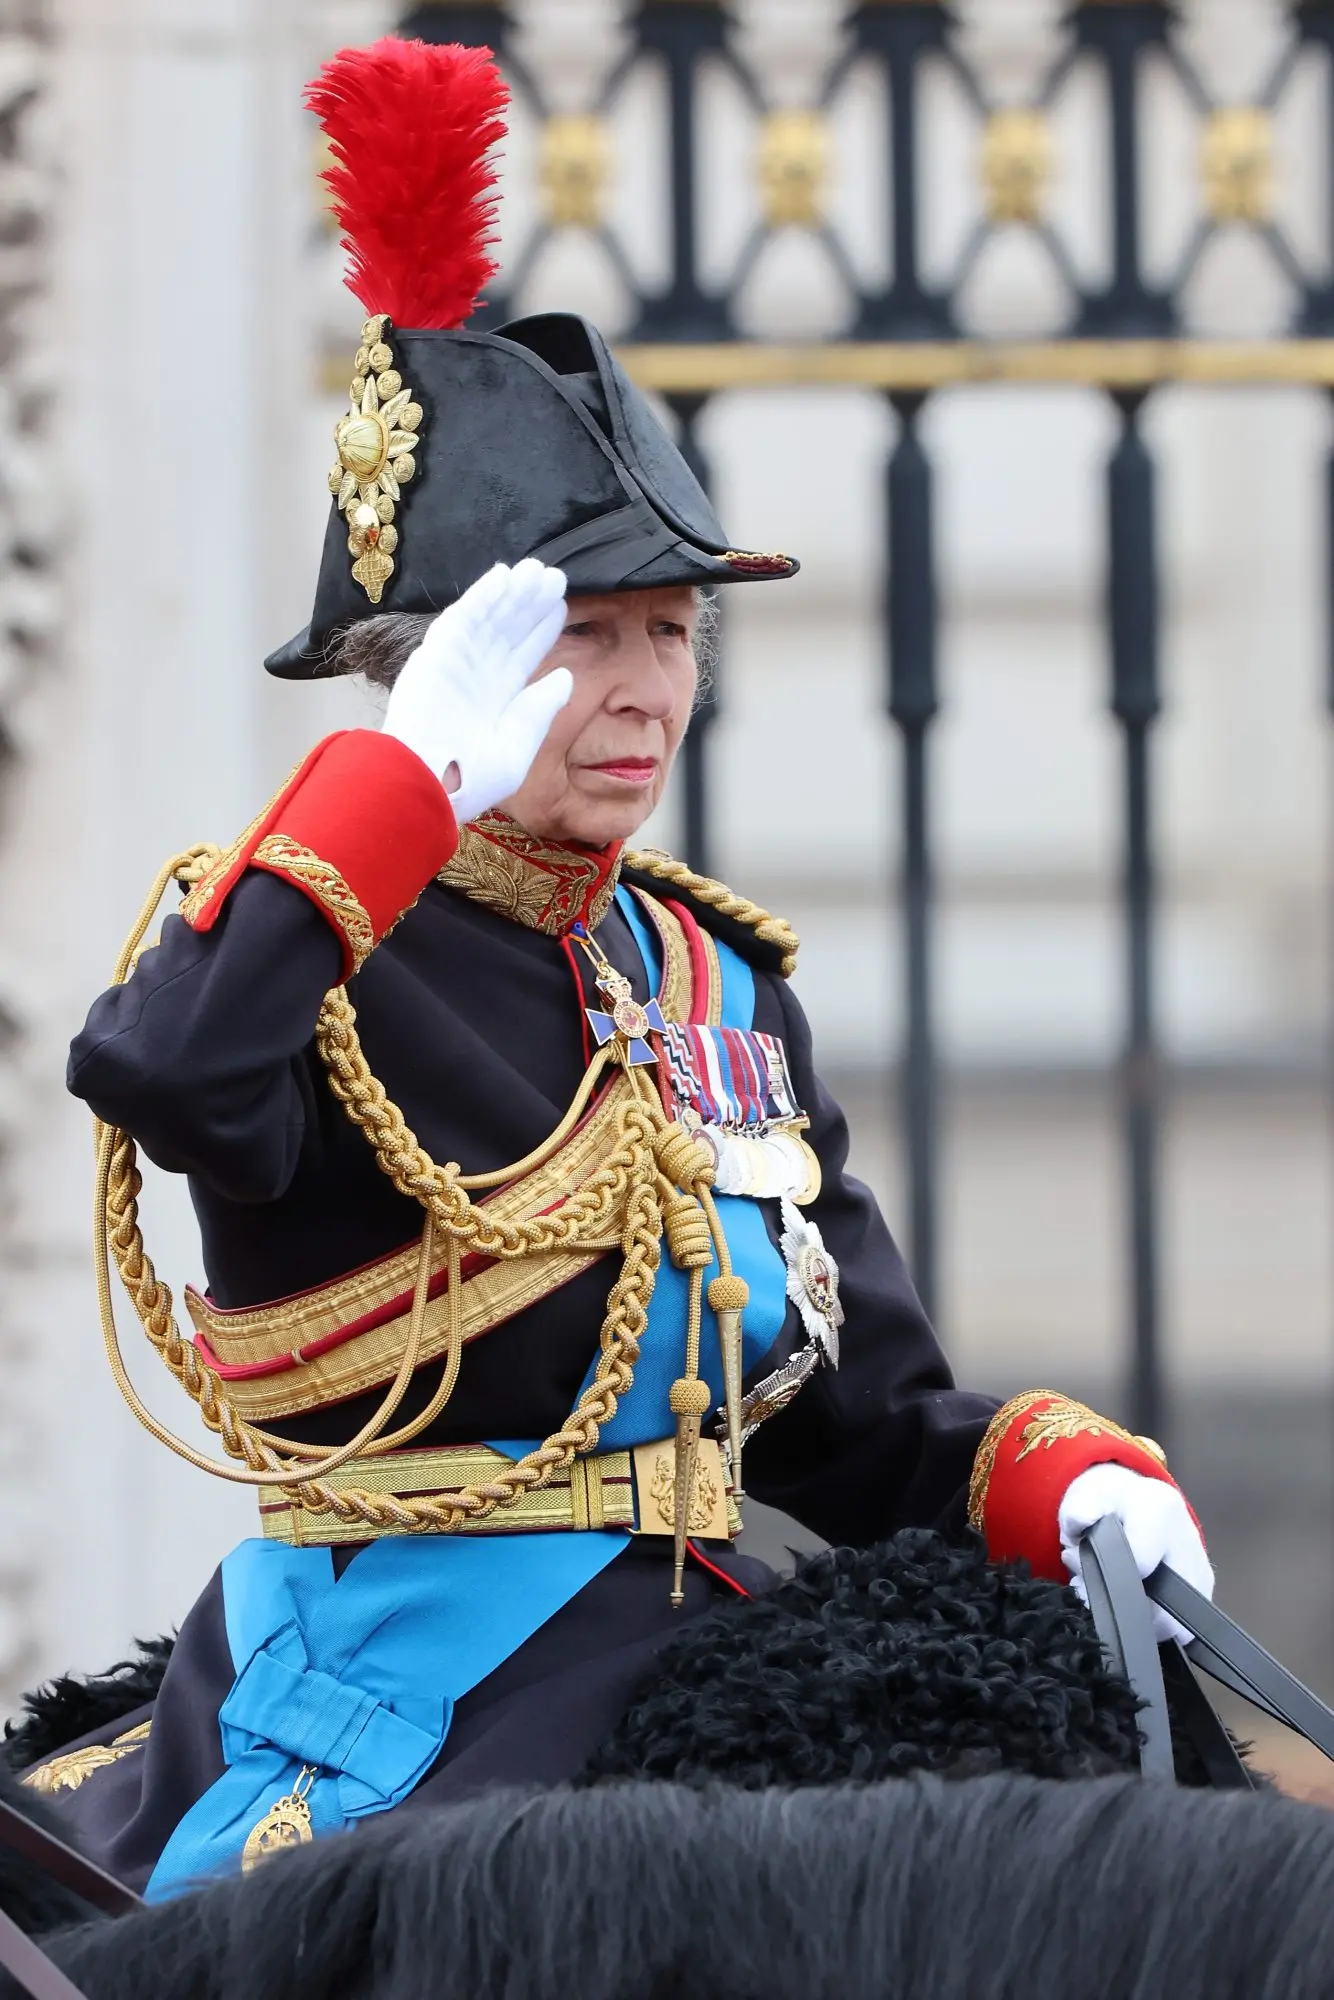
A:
0,0,61,1699
0,0,388,1702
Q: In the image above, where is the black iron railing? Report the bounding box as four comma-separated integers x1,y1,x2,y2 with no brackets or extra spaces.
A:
393,0,1334,1446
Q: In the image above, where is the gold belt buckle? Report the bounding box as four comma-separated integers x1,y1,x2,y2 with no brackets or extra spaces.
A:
629,1436,734,1540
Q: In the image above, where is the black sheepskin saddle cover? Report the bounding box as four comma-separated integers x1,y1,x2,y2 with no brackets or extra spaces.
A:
585,1528,1158,1787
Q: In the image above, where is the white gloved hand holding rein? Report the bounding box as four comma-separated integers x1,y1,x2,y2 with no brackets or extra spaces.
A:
1058,1462,1215,1648
382,558,572,825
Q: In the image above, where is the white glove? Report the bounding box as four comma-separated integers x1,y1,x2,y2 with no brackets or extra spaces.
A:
381,558,572,824
1059,1462,1215,1648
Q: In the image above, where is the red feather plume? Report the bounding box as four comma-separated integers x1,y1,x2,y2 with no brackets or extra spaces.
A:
306,38,509,330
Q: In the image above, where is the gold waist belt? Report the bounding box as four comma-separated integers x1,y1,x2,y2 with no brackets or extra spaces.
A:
258,1437,739,1548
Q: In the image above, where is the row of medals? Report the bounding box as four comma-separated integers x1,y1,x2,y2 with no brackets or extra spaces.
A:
678,1107,816,1203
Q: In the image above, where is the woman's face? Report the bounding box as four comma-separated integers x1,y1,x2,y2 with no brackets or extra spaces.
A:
501,585,700,848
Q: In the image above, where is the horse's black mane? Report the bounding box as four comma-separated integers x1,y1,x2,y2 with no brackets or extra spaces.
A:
13,1775,1334,2000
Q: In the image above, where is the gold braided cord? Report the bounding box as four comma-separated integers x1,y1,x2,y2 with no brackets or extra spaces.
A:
620,1060,735,1603
695,1182,735,1280
95,846,740,1534
277,1151,663,1533
623,847,800,978
98,1032,663,1528
95,1120,438,1486
315,989,645,1257
115,843,221,982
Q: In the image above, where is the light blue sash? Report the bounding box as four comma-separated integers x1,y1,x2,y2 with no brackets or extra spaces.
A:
145,1529,625,1900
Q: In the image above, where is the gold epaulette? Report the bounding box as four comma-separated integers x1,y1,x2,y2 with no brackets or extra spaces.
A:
622,849,800,978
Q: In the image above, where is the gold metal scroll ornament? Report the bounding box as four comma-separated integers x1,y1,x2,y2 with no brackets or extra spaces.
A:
540,113,611,230
328,314,424,603
981,108,1053,226
1200,106,1274,226
758,109,829,230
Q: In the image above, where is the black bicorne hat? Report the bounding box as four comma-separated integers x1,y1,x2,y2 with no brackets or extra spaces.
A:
267,41,796,681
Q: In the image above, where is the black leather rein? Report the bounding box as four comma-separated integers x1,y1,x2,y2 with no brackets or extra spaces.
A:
1079,1515,1334,1786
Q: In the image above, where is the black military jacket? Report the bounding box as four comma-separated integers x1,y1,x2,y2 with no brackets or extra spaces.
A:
68,861,996,1548
44,847,1004,1887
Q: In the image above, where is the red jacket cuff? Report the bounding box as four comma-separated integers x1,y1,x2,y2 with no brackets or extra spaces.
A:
179,731,458,979
969,1389,1179,1582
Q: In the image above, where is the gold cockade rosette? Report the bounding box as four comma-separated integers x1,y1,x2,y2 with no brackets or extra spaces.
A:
328,313,424,603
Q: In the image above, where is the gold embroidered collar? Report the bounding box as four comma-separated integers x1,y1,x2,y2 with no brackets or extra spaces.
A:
437,810,623,936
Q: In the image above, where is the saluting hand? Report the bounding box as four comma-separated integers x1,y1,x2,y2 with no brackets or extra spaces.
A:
381,559,573,824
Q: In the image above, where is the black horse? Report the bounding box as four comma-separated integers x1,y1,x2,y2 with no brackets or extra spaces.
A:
2,1771,1333,2000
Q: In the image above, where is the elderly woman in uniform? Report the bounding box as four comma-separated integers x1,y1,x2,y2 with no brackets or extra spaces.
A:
35,39,1212,1896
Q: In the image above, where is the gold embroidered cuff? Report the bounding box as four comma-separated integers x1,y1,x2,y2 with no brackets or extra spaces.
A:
251,834,375,971
968,1388,1180,1583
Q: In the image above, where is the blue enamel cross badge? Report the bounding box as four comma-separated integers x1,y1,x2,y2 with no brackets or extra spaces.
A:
585,991,667,1066
571,919,665,1065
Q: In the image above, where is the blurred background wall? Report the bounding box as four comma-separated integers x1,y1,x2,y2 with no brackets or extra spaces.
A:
0,0,1326,1776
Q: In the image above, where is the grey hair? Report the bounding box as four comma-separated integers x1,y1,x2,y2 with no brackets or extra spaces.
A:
323,587,721,710
322,612,433,689
692,589,720,702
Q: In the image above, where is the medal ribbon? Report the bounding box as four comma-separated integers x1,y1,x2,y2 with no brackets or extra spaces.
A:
720,1026,766,1127
662,1022,801,1132
755,1032,799,1121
